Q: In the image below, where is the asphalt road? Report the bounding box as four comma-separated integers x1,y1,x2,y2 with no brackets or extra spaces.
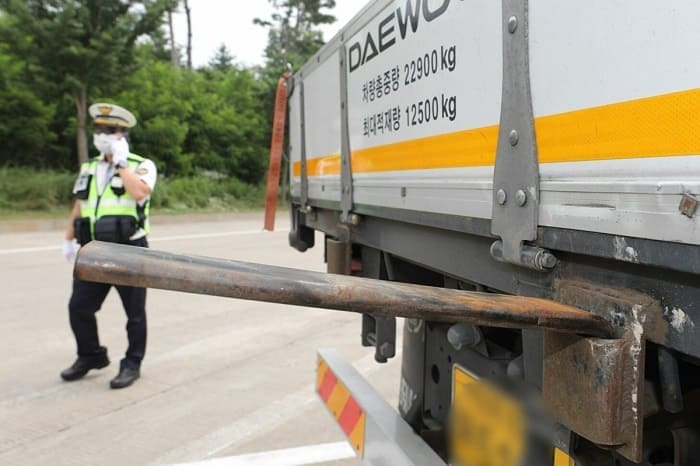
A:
0,212,403,466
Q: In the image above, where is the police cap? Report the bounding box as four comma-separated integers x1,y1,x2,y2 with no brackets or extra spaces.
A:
89,103,137,128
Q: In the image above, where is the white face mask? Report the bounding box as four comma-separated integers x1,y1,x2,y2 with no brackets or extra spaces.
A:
93,133,118,154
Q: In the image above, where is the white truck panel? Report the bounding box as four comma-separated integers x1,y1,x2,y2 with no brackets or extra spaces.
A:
347,0,502,151
290,0,700,245
288,81,302,199
530,0,700,115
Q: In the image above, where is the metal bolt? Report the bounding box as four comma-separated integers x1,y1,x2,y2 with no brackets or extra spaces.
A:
515,189,527,206
535,251,558,270
447,324,482,351
302,205,313,214
496,189,507,205
379,342,395,358
540,252,558,269
509,129,519,146
349,213,360,226
508,16,518,33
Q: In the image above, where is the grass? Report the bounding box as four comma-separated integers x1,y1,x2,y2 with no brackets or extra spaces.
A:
0,167,267,217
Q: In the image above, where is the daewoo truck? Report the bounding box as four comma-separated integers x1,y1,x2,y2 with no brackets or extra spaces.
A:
76,0,700,465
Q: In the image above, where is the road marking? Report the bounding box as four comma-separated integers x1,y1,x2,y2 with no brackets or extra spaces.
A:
173,441,354,466
151,350,398,465
0,229,289,255
150,229,288,243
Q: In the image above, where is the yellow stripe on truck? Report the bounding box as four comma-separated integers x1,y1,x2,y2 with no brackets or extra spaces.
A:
537,87,700,162
293,88,699,176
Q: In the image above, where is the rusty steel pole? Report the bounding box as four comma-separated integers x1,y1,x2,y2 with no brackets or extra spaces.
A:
74,241,614,338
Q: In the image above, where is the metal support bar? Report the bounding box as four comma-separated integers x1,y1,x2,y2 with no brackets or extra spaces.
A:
326,237,351,275
75,242,614,337
298,79,309,211
339,45,354,223
658,346,684,414
491,0,545,270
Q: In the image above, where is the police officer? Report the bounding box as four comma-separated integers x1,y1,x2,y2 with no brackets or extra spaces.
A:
60,103,157,389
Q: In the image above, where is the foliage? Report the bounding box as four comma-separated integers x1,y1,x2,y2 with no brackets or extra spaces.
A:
0,0,337,213
0,167,75,212
152,176,265,211
0,27,56,167
0,167,265,214
112,51,268,182
0,0,176,164
255,0,336,76
255,0,336,107
209,44,234,71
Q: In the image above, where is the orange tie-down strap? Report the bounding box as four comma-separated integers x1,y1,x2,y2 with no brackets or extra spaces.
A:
264,71,291,231
316,356,366,458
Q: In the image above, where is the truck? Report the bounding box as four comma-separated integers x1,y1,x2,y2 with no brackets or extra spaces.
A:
75,0,700,465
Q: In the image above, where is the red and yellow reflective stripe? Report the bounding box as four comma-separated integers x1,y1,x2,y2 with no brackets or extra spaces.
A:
293,88,700,177
316,357,366,457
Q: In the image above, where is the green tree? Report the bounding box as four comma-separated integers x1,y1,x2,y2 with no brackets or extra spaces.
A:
255,0,336,77
113,48,268,182
0,0,176,167
209,44,234,72
0,15,55,166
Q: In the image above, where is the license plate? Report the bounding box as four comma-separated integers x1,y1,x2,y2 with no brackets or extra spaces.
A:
451,365,525,466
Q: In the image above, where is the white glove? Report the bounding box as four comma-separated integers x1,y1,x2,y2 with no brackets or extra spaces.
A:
110,137,130,168
62,239,79,263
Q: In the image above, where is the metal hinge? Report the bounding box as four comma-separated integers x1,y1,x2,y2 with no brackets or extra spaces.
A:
339,44,354,224
490,0,556,272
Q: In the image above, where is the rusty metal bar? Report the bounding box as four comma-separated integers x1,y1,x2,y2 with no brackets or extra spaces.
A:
74,242,614,337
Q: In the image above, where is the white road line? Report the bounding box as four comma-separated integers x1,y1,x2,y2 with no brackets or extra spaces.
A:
150,229,288,243
0,229,289,255
173,442,354,466
0,244,61,255
151,350,397,466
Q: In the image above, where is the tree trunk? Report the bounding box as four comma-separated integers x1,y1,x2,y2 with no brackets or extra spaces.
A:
168,9,179,66
74,88,89,166
184,0,192,69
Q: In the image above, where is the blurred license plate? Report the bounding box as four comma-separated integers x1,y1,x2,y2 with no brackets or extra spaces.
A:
451,365,525,466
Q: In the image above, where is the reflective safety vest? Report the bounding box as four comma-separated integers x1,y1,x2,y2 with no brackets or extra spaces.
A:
77,154,150,238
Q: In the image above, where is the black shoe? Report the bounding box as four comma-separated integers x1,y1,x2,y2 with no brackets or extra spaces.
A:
60,354,110,381
110,366,140,389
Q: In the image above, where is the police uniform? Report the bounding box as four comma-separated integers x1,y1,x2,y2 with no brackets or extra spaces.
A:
61,103,157,388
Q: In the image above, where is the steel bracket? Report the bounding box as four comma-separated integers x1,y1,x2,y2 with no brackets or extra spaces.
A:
491,0,547,271
360,248,397,363
362,315,397,363
288,206,315,252
339,45,354,223
543,280,668,463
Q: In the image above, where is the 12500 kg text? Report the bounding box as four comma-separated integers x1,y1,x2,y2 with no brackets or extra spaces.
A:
405,94,457,127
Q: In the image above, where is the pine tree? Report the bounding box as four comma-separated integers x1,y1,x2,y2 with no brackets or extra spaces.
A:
255,0,336,77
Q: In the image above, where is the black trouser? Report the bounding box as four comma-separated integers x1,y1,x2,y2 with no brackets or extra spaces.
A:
68,237,148,369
